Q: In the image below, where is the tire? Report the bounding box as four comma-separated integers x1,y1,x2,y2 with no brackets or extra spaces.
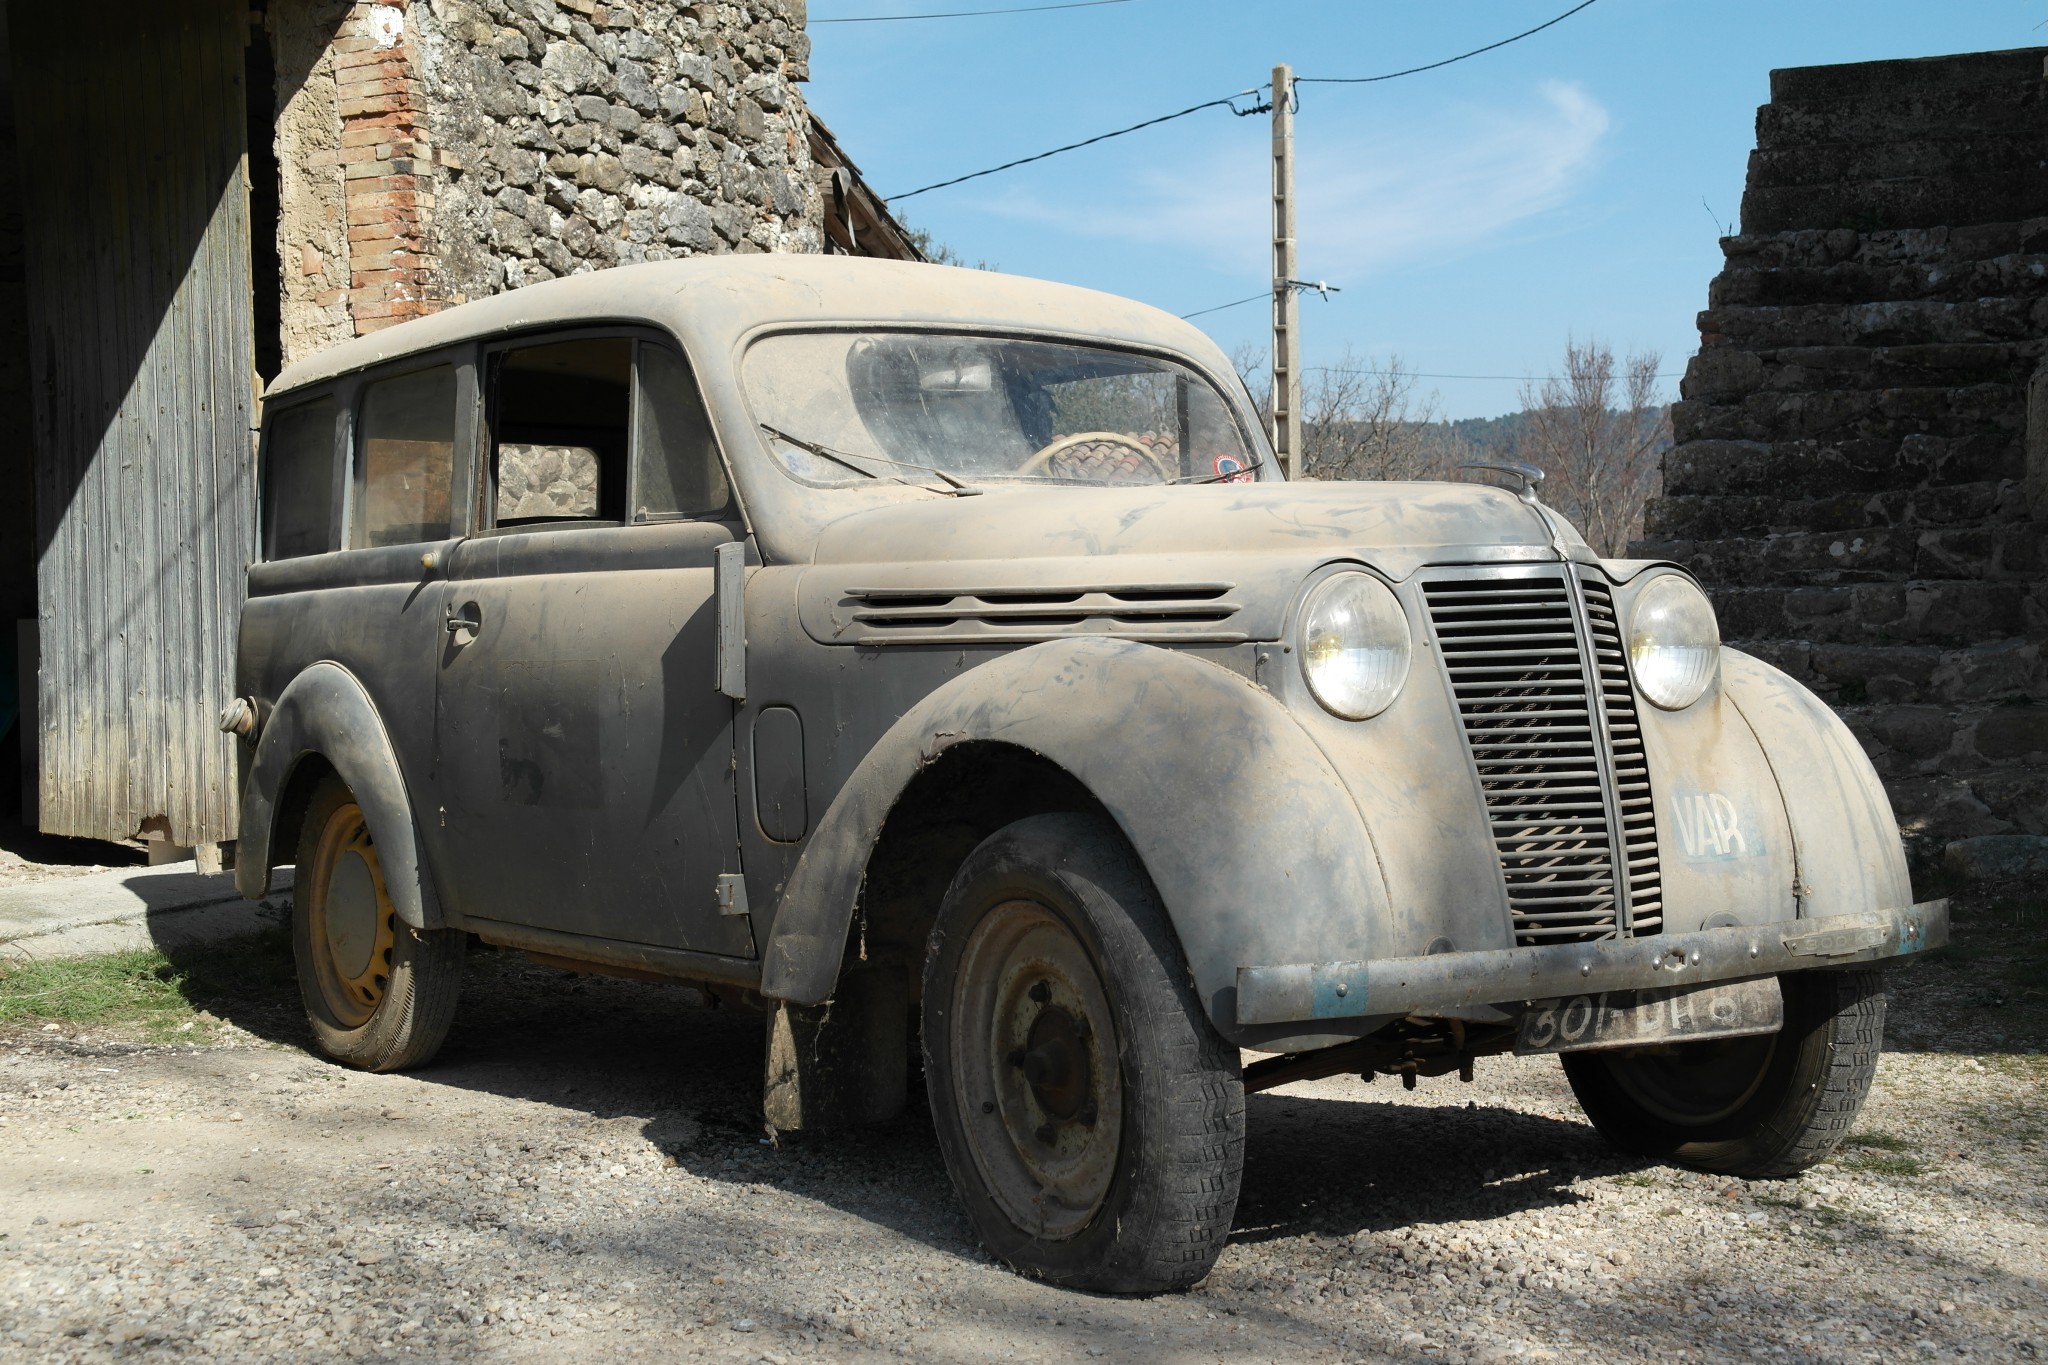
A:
1563,969,1885,1178
291,774,464,1072
921,813,1244,1294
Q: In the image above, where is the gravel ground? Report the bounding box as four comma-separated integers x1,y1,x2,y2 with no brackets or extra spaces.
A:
0,891,2042,1365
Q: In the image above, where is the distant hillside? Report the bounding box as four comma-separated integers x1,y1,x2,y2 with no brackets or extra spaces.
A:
1441,410,1546,464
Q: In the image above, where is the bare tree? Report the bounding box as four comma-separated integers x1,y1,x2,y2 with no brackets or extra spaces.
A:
1229,341,1272,423
1516,340,1671,557
1300,353,1454,482
1229,346,1463,482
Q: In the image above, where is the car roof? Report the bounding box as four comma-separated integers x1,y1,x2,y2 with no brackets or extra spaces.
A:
266,255,1239,399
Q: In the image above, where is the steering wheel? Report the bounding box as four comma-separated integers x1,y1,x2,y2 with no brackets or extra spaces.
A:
1017,432,1177,484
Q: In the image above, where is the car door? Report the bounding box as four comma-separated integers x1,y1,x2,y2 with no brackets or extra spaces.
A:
245,356,476,844
428,333,753,957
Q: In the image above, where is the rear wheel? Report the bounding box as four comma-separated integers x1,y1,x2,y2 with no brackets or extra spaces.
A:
1563,969,1884,1178
292,774,464,1072
922,813,1243,1293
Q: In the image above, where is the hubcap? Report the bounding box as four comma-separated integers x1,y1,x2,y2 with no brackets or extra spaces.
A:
1606,1033,1777,1127
308,802,397,1028
952,900,1121,1240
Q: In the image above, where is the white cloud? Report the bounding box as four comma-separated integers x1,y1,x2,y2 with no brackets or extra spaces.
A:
978,81,1611,279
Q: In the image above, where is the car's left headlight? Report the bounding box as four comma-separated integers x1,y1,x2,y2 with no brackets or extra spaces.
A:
1299,571,1411,720
1630,574,1720,710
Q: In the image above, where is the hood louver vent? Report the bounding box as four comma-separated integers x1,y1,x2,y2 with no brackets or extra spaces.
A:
839,584,1244,645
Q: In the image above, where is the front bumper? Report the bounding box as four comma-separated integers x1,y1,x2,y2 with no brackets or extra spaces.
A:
1234,899,1948,1027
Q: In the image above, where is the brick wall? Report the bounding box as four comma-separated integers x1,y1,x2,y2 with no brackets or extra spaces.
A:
1636,47,2048,881
336,4,443,331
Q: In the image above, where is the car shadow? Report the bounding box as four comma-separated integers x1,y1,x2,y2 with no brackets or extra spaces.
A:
1230,1090,1631,1247
172,937,1640,1273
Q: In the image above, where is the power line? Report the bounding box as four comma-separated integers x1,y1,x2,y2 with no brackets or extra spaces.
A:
882,0,1600,200
1295,0,1601,84
889,89,1267,201
811,0,1132,23
1179,293,1269,320
1309,364,1683,382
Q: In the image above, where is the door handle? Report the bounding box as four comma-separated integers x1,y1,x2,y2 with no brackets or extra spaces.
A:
445,601,482,643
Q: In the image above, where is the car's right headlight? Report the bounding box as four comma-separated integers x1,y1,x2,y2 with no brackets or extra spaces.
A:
1298,571,1411,720
1629,574,1720,710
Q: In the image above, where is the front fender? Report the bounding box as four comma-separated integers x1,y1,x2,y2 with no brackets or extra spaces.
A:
758,637,1393,1038
1720,648,1912,918
234,661,443,930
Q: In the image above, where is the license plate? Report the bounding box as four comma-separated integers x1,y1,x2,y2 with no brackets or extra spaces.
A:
1514,977,1784,1056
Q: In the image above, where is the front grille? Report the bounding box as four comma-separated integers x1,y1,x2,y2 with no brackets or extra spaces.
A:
1423,570,1662,946
1581,580,1664,936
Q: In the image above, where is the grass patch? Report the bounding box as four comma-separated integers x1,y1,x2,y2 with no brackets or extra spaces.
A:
1842,1131,1914,1153
1837,1130,1928,1176
0,927,298,1042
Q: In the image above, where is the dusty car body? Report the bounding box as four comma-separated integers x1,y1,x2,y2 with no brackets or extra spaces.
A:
229,255,1946,1293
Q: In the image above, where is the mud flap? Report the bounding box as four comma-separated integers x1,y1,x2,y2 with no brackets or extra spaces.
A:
763,960,908,1131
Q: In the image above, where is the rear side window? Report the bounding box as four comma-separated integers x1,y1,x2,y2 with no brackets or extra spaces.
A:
491,339,630,525
354,365,457,548
261,396,337,560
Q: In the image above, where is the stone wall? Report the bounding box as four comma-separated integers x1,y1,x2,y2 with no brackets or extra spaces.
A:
270,0,821,364
1636,47,2048,881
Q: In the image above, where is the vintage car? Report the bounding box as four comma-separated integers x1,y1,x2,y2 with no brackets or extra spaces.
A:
227,255,1946,1293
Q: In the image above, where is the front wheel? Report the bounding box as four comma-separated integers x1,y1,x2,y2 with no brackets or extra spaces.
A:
292,774,465,1072
1563,969,1885,1178
921,813,1244,1293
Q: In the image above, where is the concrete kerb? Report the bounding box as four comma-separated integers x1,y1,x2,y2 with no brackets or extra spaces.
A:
0,863,294,964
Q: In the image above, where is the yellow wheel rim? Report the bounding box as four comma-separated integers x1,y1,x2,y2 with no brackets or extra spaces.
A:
307,801,398,1028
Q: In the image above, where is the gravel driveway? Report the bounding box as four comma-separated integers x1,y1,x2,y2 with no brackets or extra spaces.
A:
1,892,2042,1365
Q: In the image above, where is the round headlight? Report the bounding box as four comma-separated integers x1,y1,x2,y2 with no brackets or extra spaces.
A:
1299,572,1411,720
1630,574,1720,710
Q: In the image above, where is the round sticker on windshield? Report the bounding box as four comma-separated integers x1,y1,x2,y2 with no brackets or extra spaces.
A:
1213,455,1254,484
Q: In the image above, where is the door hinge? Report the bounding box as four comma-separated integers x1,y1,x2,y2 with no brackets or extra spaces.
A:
714,540,747,701
715,872,751,918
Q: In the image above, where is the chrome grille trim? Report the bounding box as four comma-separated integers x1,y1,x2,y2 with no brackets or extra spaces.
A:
1422,568,1662,947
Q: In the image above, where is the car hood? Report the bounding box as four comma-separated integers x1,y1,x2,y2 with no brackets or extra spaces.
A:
809,479,1553,566
797,479,1576,648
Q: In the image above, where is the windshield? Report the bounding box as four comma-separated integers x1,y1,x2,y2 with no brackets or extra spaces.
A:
743,331,1260,488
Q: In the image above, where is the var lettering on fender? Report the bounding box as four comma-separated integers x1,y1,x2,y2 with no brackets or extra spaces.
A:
1670,789,1761,860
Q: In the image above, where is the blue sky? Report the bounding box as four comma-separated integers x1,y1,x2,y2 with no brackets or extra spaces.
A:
802,1,2042,417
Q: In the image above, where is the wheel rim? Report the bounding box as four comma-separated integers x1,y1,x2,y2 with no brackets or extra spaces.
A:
1604,1033,1778,1127
950,899,1123,1241
305,801,397,1029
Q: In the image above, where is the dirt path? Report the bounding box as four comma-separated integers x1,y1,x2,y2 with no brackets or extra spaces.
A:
1,899,2043,1365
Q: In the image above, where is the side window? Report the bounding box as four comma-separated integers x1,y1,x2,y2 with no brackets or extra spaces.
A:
354,365,457,548
261,395,338,560
490,338,630,526
633,341,731,521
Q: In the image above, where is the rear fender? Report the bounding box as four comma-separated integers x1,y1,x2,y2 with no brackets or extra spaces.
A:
758,637,1391,1037
234,661,442,930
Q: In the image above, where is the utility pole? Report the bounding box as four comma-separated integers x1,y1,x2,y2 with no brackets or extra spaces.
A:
1270,63,1300,479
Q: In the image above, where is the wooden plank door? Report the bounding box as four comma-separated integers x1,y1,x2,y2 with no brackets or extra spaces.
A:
10,0,256,843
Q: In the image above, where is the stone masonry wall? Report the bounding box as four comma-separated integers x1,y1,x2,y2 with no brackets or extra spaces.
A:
1636,48,2048,880
270,0,820,365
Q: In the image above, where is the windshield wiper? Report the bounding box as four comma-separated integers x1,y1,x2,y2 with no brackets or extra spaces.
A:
759,423,980,496
1173,458,1267,486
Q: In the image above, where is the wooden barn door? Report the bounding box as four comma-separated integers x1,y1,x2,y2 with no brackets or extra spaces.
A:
10,0,256,845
